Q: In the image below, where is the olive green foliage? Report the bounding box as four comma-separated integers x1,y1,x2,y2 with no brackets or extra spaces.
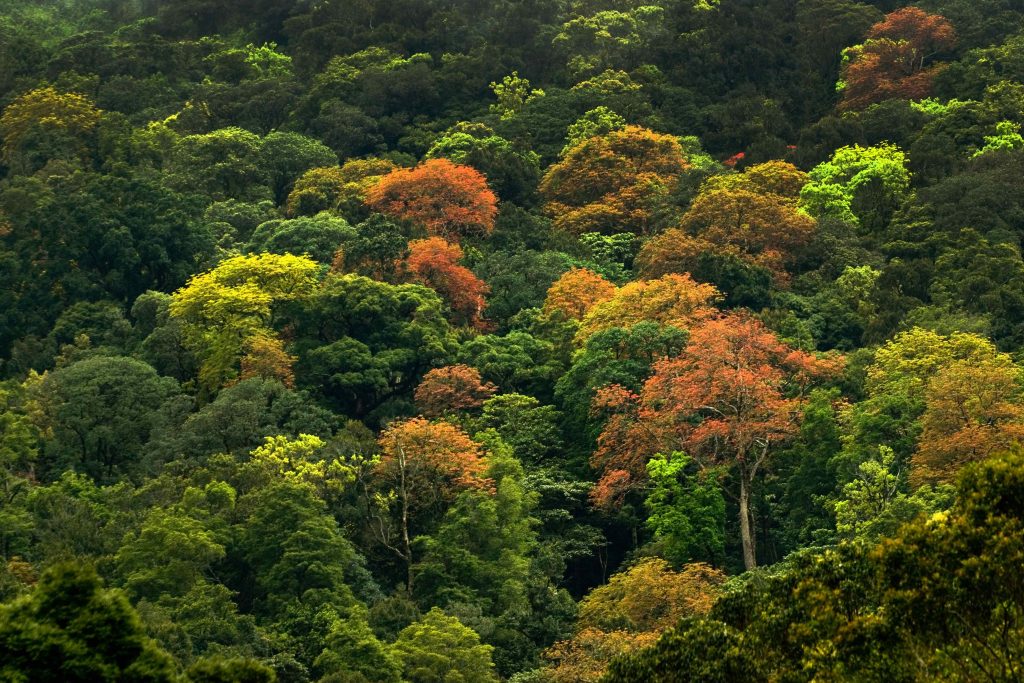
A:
606,452,1024,682
0,563,177,682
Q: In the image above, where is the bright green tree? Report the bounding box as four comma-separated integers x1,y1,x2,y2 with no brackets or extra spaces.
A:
170,253,319,393
392,607,499,683
644,453,726,566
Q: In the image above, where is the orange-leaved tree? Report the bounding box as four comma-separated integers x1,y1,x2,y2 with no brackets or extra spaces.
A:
237,333,297,388
838,7,956,112
373,417,491,593
542,267,618,320
414,365,497,418
365,158,498,241
592,313,841,570
398,236,489,327
913,359,1024,485
654,187,816,283
542,559,725,682
539,125,689,236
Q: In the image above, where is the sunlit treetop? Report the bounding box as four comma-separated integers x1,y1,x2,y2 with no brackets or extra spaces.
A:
365,158,498,241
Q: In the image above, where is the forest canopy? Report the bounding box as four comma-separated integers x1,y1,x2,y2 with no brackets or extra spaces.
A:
2,0,1024,681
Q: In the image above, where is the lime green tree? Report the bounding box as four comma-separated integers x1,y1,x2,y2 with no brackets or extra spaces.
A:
170,253,319,393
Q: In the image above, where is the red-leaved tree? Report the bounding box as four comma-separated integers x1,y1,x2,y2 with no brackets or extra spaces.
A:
592,313,842,570
414,364,497,418
399,236,490,327
839,7,956,112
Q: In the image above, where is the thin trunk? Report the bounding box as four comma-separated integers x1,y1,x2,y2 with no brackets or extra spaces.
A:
397,445,415,596
739,468,757,571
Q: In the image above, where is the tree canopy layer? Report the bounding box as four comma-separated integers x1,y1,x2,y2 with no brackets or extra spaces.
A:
3,0,1024,680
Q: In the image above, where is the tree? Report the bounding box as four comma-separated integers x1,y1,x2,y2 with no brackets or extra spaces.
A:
365,159,498,241
542,268,617,321
840,328,1007,469
539,126,689,236
0,170,214,358
170,253,320,392
477,393,563,463
184,656,276,683
0,563,176,682
413,437,562,676
701,160,810,201
553,6,666,78
335,213,407,281
246,213,355,264
913,359,1024,484
392,607,498,683
593,314,840,569
833,445,954,541
542,559,724,682
237,332,297,388
414,365,497,418
555,322,688,447
292,274,457,417
166,127,270,202
285,158,396,220
114,504,227,602
33,356,180,482
425,122,541,204
456,331,563,400
0,87,102,173
561,107,626,157
799,143,911,234
575,274,720,345
314,604,402,682
839,8,957,112
159,377,337,459
606,451,1024,682
257,131,337,205
644,452,726,566
399,237,490,327
489,72,545,120
373,418,491,594
642,187,816,284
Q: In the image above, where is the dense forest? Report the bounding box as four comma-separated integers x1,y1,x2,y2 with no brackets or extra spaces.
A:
2,0,1024,680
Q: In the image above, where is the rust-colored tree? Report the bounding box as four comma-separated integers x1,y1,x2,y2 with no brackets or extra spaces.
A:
838,7,956,112
542,267,617,320
592,313,841,570
373,418,491,593
913,360,1024,485
634,230,717,280
575,273,719,345
414,365,497,418
365,158,498,241
642,187,816,284
398,237,490,327
539,125,689,236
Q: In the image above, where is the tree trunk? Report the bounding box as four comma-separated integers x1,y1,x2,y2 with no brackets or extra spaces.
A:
398,447,415,596
739,468,757,571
